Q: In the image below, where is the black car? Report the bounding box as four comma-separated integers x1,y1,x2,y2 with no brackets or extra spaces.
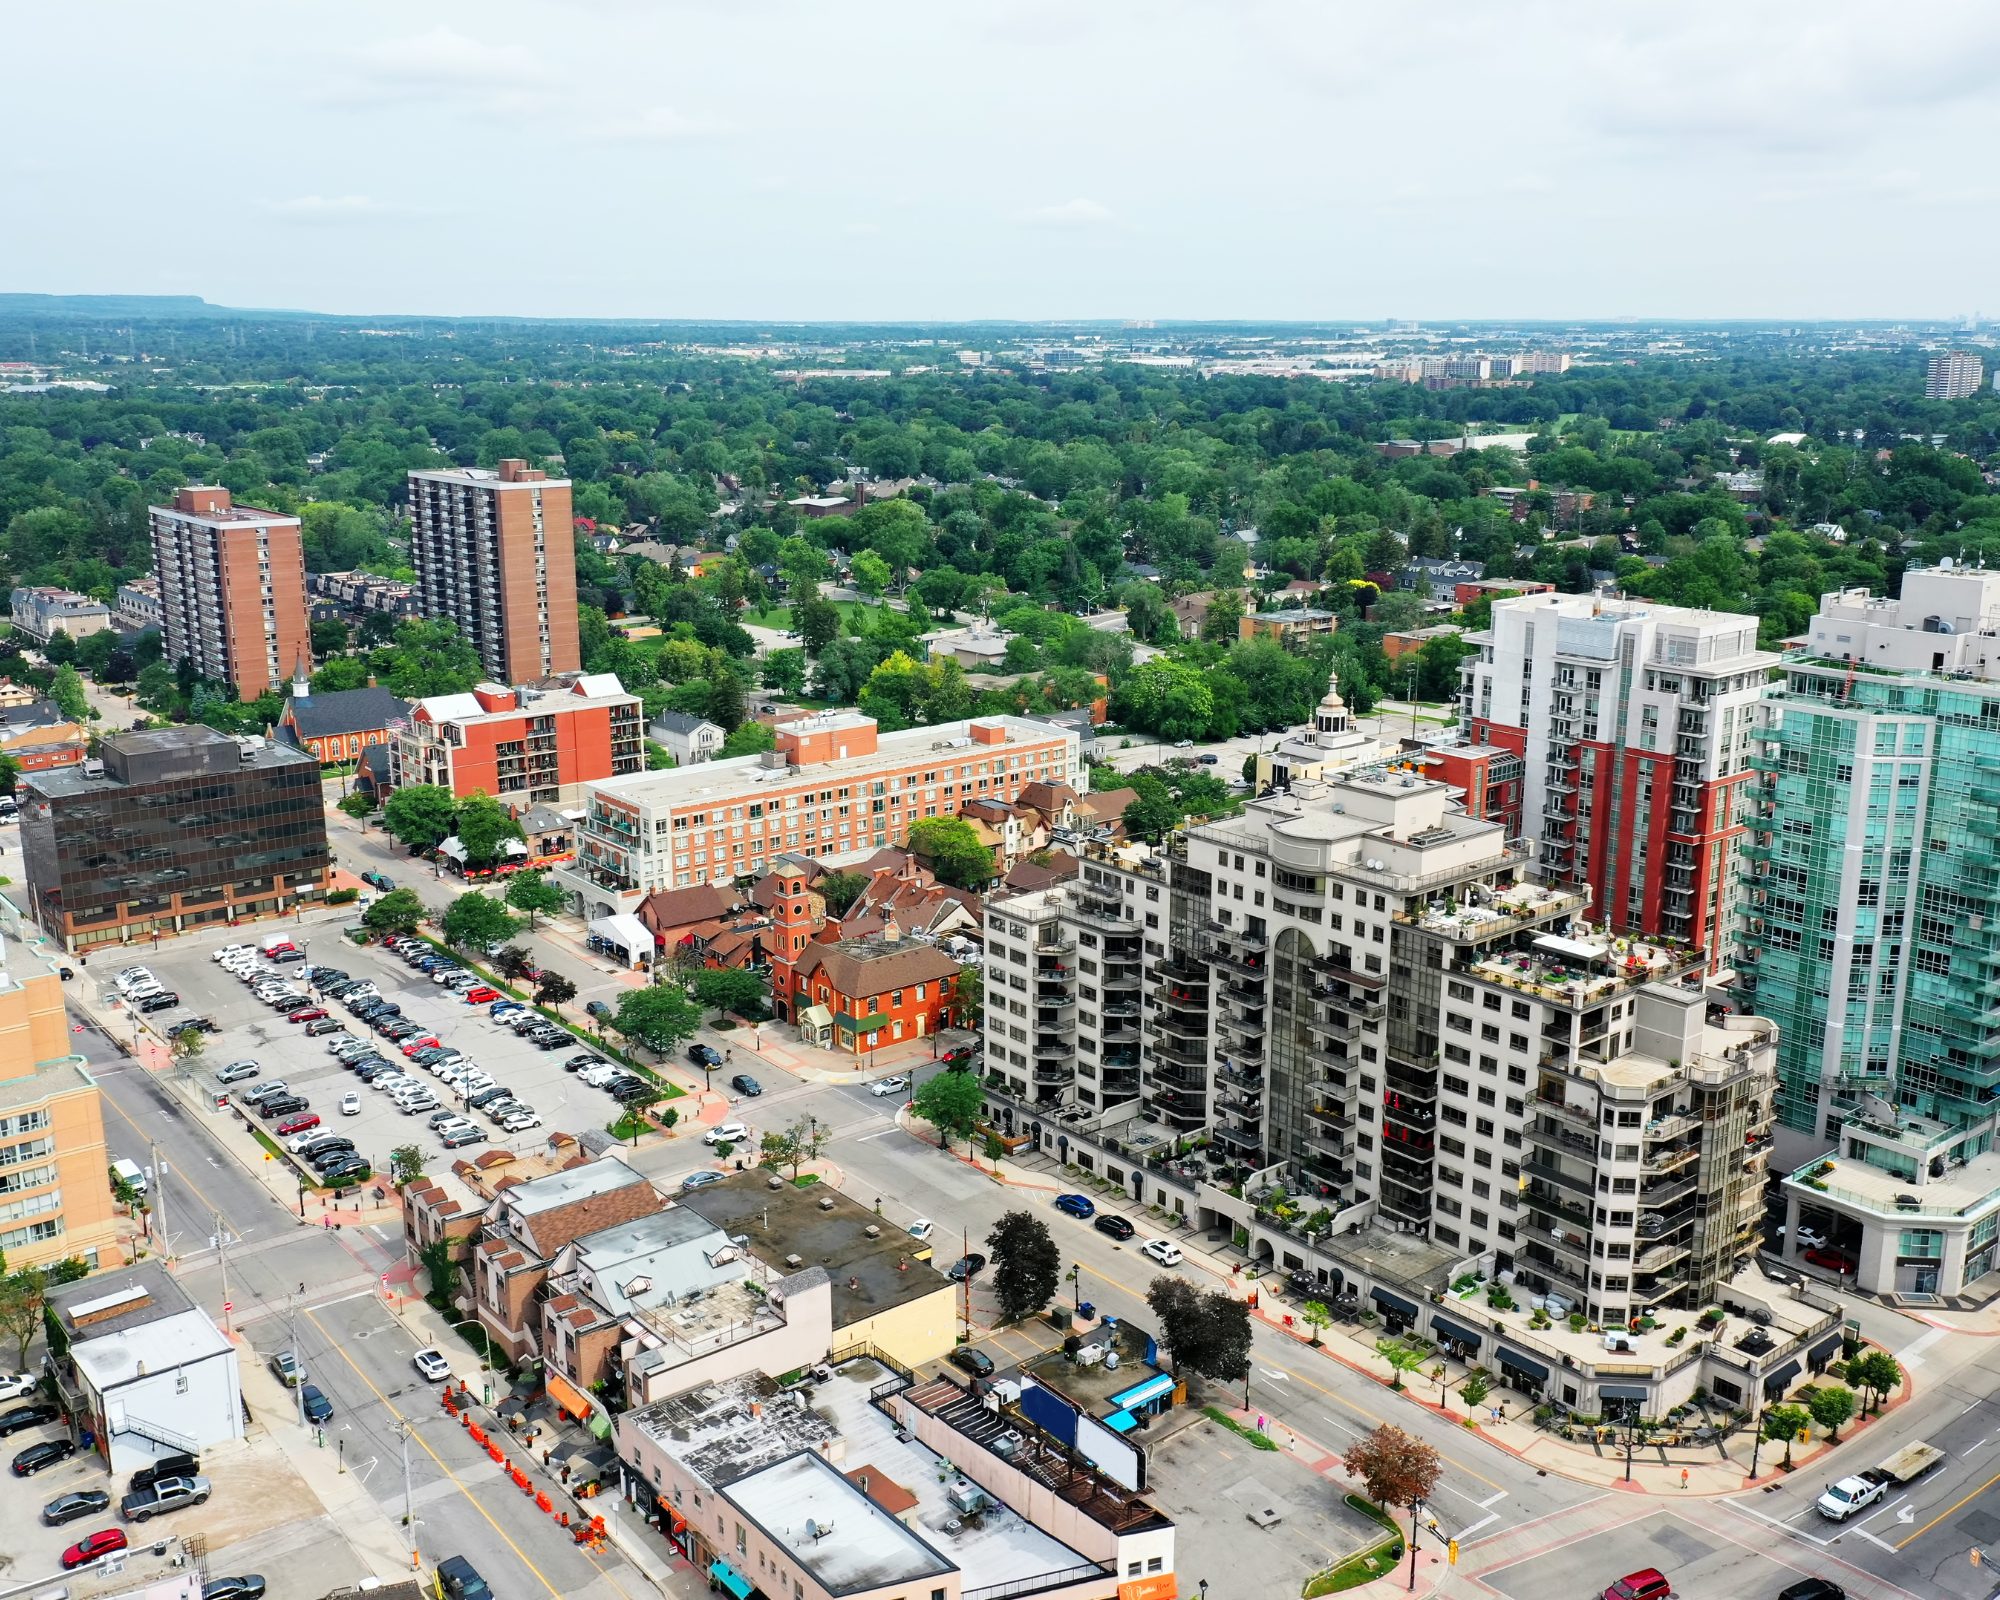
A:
361,871,395,891
308,1145,359,1171
436,1557,490,1600
301,1384,334,1424
611,1081,654,1102
269,949,304,964
945,1254,987,1283
202,1577,268,1600
1777,1584,1846,1600
130,1452,201,1493
467,1087,514,1110
0,1402,60,1437
259,1095,308,1117
948,1347,995,1379
566,1054,606,1073
321,1160,372,1186
304,967,346,986
12,1437,76,1475
730,1073,763,1096
1093,1214,1136,1241
42,1488,111,1525
531,1032,568,1051
138,992,181,1013
687,1044,722,1069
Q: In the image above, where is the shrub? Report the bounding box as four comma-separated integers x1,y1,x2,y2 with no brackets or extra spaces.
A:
327,887,360,905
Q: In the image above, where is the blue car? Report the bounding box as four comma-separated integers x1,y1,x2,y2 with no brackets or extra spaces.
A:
1053,1193,1096,1220
300,1385,334,1425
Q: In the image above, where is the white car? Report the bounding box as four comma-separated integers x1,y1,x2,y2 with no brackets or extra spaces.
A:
870,1076,909,1097
412,1349,453,1383
499,1111,542,1132
704,1122,750,1146
579,1065,620,1087
115,969,156,993
285,1129,331,1154
124,983,164,1002
373,1074,411,1093
0,1371,37,1400
909,1219,934,1243
212,945,252,963
340,1093,361,1116
1141,1238,1184,1267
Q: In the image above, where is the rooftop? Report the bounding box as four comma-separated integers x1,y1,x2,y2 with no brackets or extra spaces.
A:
27,728,314,798
50,1262,195,1340
729,1452,954,1595
679,1172,952,1325
70,1307,232,1391
1021,1319,1169,1417
585,713,1072,810
1788,1147,2000,1222
1466,930,1706,1006
503,1154,647,1217
1396,880,1587,939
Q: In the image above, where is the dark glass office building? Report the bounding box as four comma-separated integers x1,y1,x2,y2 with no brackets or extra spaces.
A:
20,726,329,952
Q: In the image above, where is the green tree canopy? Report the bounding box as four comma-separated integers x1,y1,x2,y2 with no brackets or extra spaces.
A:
504,870,566,927
905,816,995,889
987,1210,1061,1323
363,887,427,933
612,984,703,1055
911,1069,984,1148
442,891,518,951
383,783,458,850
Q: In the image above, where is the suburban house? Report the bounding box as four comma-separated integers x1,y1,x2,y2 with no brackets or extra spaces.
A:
48,1264,245,1474
635,882,739,951
0,698,86,773
649,711,725,767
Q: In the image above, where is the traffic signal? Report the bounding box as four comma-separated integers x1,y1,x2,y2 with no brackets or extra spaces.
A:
1448,1541,1459,1567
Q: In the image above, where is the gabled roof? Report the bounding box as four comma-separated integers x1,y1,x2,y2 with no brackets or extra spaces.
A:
794,940,962,1000
1078,787,1137,821
284,686,410,739
638,882,736,934
651,711,722,736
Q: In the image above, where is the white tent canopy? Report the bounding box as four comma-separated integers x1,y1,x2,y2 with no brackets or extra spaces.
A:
589,912,655,963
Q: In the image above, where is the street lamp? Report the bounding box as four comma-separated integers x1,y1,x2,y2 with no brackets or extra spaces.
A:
1406,1497,1424,1591
1748,1404,1765,1479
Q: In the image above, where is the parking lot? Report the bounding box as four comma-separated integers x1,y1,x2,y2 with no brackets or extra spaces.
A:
107,934,644,1182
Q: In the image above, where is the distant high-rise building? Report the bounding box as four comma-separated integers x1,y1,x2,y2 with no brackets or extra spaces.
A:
407,460,579,684
148,486,309,698
1461,592,1778,967
1926,352,1984,399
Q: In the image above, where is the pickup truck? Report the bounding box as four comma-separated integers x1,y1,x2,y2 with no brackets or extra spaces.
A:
120,1473,211,1521
1815,1440,1944,1520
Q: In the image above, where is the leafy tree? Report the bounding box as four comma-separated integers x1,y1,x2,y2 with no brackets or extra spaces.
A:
363,888,426,934
760,1115,831,1181
1761,1403,1811,1469
1376,1338,1429,1391
383,783,458,851
337,790,376,818
1300,1300,1331,1347
1807,1383,1857,1443
911,1069,984,1149
1460,1370,1491,1408
388,1144,426,1188
493,945,534,981
535,971,577,1010
817,871,868,915
369,618,483,698
796,594,842,657
953,964,983,1028
1122,775,1183,843
442,892,518,951
719,720,776,759
1341,1423,1442,1525
987,1210,1061,1323
761,648,808,696
851,549,893,598
0,1267,47,1367
905,816,994,889
612,984,703,1056
455,792,522,865
1145,1278,1253,1384
692,966,767,1018
1844,1349,1902,1413
418,1235,461,1302
505,870,565,928
50,664,91,723
170,1026,205,1062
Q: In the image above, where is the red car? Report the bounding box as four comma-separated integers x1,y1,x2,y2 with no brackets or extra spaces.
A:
1804,1247,1856,1274
63,1529,128,1569
1603,1571,1672,1600
464,987,500,1004
286,1007,329,1024
276,1113,320,1137
400,1036,441,1057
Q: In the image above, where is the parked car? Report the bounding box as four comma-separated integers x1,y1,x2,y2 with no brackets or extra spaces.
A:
1602,1571,1672,1600
259,1095,308,1118
464,986,500,1004
62,1528,129,1568
129,1452,201,1493
202,1577,269,1600
440,1127,484,1149
0,1402,61,1436
276,1113,321,1138
412,1349,453,1383
436,1557,491,1600
945,1255,987,1282
1141,1239,1183,1267
1094,1214,1136,1241
566,1054,606,1073
730,1073,763,1096
1053,1193,1096,1219
1775,1582,1845,1600
12,1436,77,1475
304,1018,344,1037
908,1218,934,1242
301,1385,334,1424
1805,1246,1857,1273
138,993,181,1013
0,1372,36,1400
680,1170,724,1192
688,1044,723,1069
585,1000,614,1021
948,1348,995,1379
269,1352,304,1388
42,1488,111,1525
240,1081,289,1105
215,1060,260,1085
286,1007,329,1024
121,1474,211,1521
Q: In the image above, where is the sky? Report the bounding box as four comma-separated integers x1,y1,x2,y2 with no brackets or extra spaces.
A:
10,1,2000,323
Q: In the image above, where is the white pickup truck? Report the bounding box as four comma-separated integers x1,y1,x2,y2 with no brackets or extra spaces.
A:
1815,1441,1944,1520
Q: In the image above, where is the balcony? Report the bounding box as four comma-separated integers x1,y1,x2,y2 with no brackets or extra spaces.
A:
1521,1219,1592,1263
1522,1187,1593,1229
1525,1119,1596,1157
1522,1155,1593,1195
1384,1067,1437,1101
1313,956,1387,991
1642,1141,1700,1175
1520,1251,1588,1291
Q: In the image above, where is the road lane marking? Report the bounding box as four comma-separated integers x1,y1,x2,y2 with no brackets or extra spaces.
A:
1717,1501,1835,1547
1898,1326,1947,1368
1853,1528,1899,1552
1477,1489,1509,1508
1895,1462,2000,1549
1456,1513,1499,1539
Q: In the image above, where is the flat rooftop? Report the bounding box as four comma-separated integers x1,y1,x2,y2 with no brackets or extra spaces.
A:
582,714,1072,810
679,1172,953,1325
729,1452,953,1595
1399,881,1584,938
503,1155,646,1216
1468,933,1705,1006
1022,1320,1169,1417
50,1262,196,1340
1790,1147,2000,1222
1330,1222,1461,1296
71,1307,231,1390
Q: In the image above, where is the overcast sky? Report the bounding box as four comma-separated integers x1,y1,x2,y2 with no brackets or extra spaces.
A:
10,2,1998,322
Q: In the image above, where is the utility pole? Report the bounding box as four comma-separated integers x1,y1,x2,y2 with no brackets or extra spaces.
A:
289,1292,307,1428
399,1420,418,1569
214,1210,233,1338
150,1138,169,1260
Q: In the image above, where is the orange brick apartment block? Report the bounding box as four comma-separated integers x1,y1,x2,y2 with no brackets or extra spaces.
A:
148,486,310,698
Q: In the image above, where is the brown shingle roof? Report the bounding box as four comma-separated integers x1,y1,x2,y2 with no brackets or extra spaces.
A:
795,940,962,1002
1079,787,1137,820
508,1178,664,1259
637,883,735,936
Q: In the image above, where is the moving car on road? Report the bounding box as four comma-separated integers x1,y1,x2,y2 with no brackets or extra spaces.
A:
1141,1239,1183,1267
688,1044,722,1069
1815,1440,1943,1520
704,1122,749,1145
1053,1193,1096,1219
412,1349,452,1383
870,1075,908,1097
1094,1214,1136,1241
730,1073,762,1096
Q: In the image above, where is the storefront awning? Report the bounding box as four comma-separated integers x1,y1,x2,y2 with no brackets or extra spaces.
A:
1110,1373,1175,1410
708,1561,752,1600
1497,1345,1550,1383
1372,1287,1418,1319
1762,1359,1802,1396
1599,1384,1648,1401
1809,1333,1844,1367
545,1370,594,1420
1103,1409,1138,1433
800,1004,832,1030
586,1411,611,1440
1429,1314,1483,1352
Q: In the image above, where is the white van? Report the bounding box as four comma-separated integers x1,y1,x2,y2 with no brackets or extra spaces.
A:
110,1157,148,1197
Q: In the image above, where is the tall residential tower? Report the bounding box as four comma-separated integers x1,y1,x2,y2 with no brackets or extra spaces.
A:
407,460,579,684
148,486,310,698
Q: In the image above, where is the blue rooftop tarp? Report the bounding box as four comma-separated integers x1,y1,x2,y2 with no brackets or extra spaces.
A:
1109,1372,1175,1410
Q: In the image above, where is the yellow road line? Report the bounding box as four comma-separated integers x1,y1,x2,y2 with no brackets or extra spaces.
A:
305,1308,635,1600
1895,1462,2000,1550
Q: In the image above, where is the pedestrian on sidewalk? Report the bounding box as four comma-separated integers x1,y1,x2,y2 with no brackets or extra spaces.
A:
1680,1468,1690,1490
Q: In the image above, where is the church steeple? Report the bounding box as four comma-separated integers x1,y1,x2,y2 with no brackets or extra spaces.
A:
1314,670,1350,745
292,653,311,702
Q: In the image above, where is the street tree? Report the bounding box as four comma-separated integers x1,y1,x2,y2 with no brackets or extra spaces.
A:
1341,1423,1442,1538
363,888,426,934
1808,1384,1857,1443
383,783,459,851
170,1026,205,1062
796,594,842,657
418,1236,460,1303
50,664,91,723
337,790,375,818
612,985,703,1056
1300,1300,1331,1347
1376,1338,1429,1392
535,972,577,1010
1844,1349,1902,1413
692,966,767,1019
0,1267,47,1367
760,1116,831,1182
1761,1404,1811,1468
504,870,565,928
1145,1278,1253,1384
456,792,523,865
905,816,995,890
953,964,983,1028
987,1210,1061,1323
442,892,518,951
388,1145,426,1188
493,945,535,981
911,1069,983,1149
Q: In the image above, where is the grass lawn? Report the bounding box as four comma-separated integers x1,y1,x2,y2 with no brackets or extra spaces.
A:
742,604,794,628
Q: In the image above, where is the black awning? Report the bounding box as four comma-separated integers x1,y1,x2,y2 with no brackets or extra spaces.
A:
1372,1287,1418,1319
1809,1334,1844,1367
1762,1359,1802,1396
1497,1345,1550,1382
1429,1314,1483,1352
1599,1384,1648,1401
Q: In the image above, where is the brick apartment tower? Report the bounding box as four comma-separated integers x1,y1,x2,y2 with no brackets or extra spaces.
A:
1460,591,1777,969
407,460,579,684
148,486,310,698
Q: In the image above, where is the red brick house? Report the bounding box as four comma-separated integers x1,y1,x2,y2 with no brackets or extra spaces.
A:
792,939,963,1054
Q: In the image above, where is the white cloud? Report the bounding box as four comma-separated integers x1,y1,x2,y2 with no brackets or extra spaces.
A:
1015,198,1114,229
